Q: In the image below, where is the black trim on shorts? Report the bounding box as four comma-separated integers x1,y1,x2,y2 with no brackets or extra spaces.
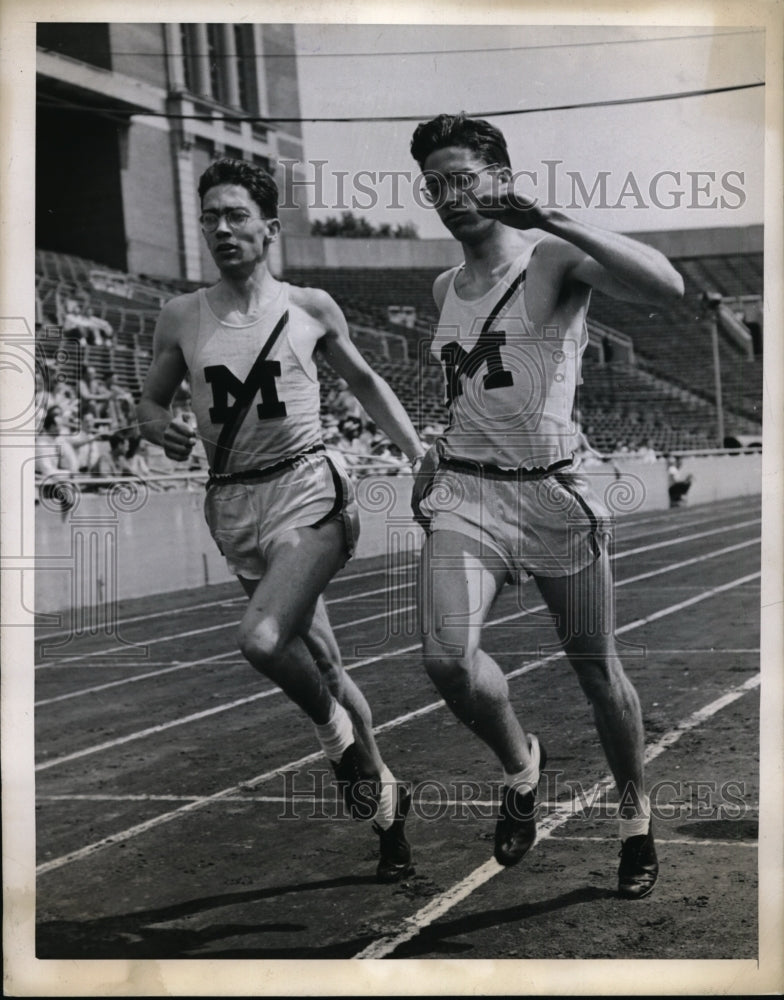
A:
312,454,344,528
440,455,573,481
554,472,602,561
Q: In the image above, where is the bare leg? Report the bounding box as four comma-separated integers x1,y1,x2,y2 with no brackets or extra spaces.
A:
419,529,534,774
302,596,384,776
533,551,646,813
236,520,350,726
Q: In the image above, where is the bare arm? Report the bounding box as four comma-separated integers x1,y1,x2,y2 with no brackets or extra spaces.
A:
136,296,197,462
306,290,426,464
476,188,684,305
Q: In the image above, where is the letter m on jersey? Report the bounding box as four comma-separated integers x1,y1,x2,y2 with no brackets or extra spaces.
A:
204,361,286,422
204,311,289,427
441,324,514,406
440,267,527,407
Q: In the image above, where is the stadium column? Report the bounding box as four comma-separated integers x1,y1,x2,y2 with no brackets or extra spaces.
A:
176,148,202,282
251,24,270,118
164,23,186,90
220,24,241,111
192,23,211,99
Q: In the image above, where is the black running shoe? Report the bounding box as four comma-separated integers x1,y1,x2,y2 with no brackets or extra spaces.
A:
373,783,415,884
618,821,659,899
332,744,378,822
494,741,547,867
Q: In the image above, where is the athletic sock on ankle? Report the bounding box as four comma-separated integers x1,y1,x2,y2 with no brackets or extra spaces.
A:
618,794,651,841
313,701,354,763
503,734,541,796
374,766,397,831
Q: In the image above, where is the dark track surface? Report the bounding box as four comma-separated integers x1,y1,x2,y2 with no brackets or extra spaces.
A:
34,497,762,968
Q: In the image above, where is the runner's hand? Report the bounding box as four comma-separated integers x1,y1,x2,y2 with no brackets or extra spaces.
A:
472,184,543,231
163,417,197,461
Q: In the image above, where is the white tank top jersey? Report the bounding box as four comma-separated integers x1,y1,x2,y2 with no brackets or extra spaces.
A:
181,283,323,474
432,240,588,470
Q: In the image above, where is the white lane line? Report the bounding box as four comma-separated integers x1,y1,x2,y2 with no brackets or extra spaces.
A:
35,651,240,707
36,523,760,697
546,835,757,848
34,560,420,643
34,539,760,740
32,502,727,642
354,672,761,959
35,578,760,873
35,514,760,666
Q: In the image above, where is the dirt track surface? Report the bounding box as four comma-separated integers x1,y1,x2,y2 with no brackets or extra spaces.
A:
32,497,764,974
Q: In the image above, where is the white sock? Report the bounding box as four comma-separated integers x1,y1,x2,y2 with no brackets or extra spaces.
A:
374,766,397,831
503,734,541,796
313,701,354,763
618,794,651,841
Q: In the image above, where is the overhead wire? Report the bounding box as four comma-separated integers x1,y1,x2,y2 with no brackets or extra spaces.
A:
36,81,765,125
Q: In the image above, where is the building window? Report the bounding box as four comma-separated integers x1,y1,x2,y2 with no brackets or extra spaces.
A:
234,24,260,114
206,24,226,105
180,24,199,94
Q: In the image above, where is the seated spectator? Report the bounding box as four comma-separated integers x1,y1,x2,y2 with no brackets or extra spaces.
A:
82,306,114,348
92,432,134,484
125,437,158,485
78,366,111,420
35,367,51,426
104,372,137,435
327,378,369,425
636,439,659,464
35,405,80,511
667,455,694,508
71,411,103,474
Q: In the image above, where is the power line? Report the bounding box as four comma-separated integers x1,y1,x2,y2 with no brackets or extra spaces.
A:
37,81,765,124
38,27,763,60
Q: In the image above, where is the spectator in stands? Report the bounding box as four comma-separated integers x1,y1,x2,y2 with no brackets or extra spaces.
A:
92,432,134,484
104,372,137,435
35,367,51,426
36,405,80,511
61,296,89,345
126,436,156,482
328,377,369,426
78,365,111,420
82,305,115,348
667,455,693,507
636,439,659,464
71,411,104,474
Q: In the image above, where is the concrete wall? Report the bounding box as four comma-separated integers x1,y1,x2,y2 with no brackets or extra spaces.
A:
33,453,761,617
281,235,464,270
280,225,762,272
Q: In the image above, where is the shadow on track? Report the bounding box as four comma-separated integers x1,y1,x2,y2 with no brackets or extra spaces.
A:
36,874,379,959
392,885,616,957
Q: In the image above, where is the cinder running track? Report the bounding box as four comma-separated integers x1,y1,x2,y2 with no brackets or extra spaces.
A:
33,497,763,973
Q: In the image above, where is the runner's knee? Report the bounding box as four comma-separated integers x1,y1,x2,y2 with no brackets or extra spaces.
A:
238,617,286,671
571,655,625,704
422,640,475,699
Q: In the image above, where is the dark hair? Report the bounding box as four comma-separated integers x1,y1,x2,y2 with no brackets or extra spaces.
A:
109,432,126,451
43,406,61,432
410,112,511,171
198,158,278,218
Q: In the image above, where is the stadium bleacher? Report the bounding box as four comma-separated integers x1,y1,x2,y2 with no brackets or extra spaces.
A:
35,246,763,453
